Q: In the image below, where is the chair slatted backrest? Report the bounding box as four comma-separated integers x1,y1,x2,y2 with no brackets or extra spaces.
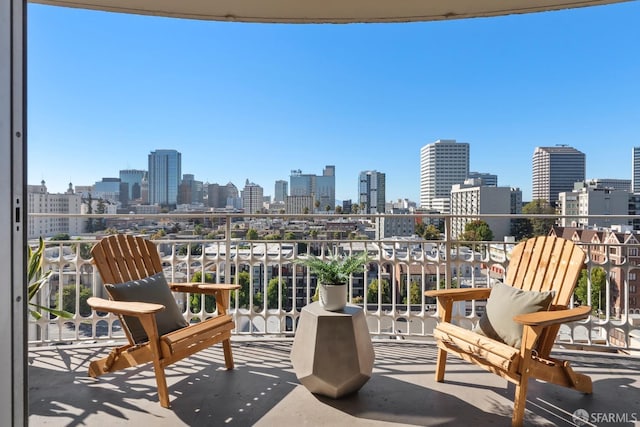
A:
504,236,586,356
92,234,163,285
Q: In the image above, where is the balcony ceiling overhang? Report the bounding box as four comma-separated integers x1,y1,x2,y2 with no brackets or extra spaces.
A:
30,0,631,23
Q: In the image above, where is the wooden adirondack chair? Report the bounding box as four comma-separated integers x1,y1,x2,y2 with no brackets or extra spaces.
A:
425,236,593,426
87,234,240,408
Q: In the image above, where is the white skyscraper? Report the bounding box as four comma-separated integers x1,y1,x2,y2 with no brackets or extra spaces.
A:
419,139,469,210
532,145,585,206
241,180,264,214
632,147,640,194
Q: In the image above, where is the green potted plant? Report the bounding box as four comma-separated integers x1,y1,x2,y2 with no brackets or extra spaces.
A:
28,237,72,319
295,251,369,311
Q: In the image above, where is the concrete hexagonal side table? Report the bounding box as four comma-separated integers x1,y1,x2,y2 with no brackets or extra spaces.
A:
290,302,375,398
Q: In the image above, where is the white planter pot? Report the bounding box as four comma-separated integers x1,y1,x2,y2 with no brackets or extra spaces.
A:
318,283,347,311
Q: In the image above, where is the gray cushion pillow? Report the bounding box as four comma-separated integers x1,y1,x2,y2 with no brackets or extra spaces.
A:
473,281,555,348
105,272,188,344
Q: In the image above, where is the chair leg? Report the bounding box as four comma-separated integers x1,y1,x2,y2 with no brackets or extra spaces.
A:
153,363,171,408
435,347,448,382
512,376,529,427
223,338,234,370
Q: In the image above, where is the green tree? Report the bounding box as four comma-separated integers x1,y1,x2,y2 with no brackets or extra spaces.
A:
303,206,310,214
95,198,107,231
522,199,556,237
151,229,166,240
422,224,442,240
189,271,216,313
403,281,422,304
459,220,494,241
511,218,533,241
59,284,92,317
325,205,332,213
237,271,262,308
284,231,296,240
50,233,70,241
84,193,94,233
367,278,391,304
314,200,320,212
194,224,203,236
246,228,259,240
267,276,288,308
574,267,606,313
335,205,343,214
351,203,359,214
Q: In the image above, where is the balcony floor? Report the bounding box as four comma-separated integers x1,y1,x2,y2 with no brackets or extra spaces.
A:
29,339,640,426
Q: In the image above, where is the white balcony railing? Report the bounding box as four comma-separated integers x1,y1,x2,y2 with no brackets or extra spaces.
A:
26,213,640,353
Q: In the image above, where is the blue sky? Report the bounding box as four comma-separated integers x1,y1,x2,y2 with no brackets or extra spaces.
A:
27,2,640,203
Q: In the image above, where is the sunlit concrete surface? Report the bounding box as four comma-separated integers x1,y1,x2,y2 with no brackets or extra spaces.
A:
29,340,640,426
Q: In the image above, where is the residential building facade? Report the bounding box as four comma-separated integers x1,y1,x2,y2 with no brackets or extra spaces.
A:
27,181,83,239
558,181,630,228
450,179,519,241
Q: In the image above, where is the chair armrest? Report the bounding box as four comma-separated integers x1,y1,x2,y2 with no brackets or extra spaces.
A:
169,283,241,294
87,297,165,317
513,305,592,327
425,287,492,301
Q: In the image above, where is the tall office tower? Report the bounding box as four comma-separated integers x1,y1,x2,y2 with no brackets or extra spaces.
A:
316,165,336,211
119,169,146,201
274,180,288,202
468,172,498,187
241,179,264,214
178,174,203,205
289,165,336,210
532,145,585,206
632,147,640,194
419,139,469,210
207,183,223,208
358,170,386,214
148,149,181,206
93,177,126,205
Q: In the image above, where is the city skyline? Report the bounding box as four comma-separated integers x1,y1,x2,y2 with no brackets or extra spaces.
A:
27,2,640,202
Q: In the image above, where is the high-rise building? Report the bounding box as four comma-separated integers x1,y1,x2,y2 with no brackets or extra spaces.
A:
419,139,469,210
241,180,264,214
632,147,640,194
289,166,336,211
468,172,498,187
358,170,386,214
274,180,288,202
148,149,181,206
93,177,126,205
532,145,585,206
585,178,631,193
178,174,203,205
119,169,146,202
